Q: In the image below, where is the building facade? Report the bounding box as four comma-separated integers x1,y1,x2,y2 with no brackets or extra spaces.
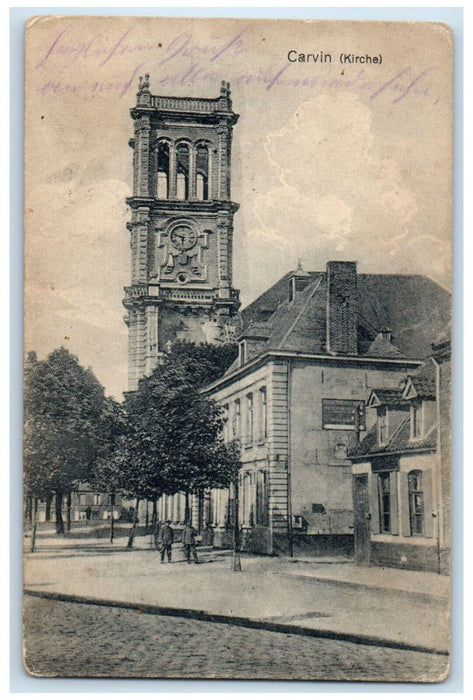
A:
123,77,240,391
121,81,451,556
32,487,123,524
203,263,450,555
349,338,451,573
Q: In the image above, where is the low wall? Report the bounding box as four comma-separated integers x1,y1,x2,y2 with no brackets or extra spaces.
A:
370,540,449,574
277,533,354,557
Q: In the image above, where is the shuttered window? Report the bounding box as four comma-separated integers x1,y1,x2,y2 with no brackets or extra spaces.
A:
378,473,391,533
408,470,424,535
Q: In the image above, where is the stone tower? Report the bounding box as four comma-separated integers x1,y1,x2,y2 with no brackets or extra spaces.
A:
123,77,240,390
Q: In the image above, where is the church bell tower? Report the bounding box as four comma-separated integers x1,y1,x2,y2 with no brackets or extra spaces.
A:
123,77,240,390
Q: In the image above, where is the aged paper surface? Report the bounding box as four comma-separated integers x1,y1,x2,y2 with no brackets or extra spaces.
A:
23,16,452,681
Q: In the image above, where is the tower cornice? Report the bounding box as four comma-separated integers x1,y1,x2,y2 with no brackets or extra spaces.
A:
126,197,239,214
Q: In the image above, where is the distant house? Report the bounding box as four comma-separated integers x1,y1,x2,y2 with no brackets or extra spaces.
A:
34,486,123,524
349,336,451,573
196,260,450,556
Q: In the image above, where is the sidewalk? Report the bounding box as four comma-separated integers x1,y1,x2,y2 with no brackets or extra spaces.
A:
277,557,449,601
23,533,450,655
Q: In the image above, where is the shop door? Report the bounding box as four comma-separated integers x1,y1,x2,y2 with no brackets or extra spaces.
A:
353,474,371,565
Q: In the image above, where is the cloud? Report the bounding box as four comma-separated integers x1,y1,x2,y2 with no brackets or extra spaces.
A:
237,92,448,302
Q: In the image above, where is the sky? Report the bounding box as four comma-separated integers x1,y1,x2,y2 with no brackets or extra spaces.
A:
24,16,452,399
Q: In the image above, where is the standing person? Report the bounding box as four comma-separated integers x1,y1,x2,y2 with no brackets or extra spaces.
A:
181,521,199,564
160,520,174,563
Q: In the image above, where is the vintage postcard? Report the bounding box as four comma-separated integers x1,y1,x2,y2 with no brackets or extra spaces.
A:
23,16,452,681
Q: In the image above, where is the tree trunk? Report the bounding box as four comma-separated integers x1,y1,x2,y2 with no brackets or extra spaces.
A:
184,492,190,523
66,492,72,532
145,500,149,530
55,493,64,534
110,493,115,544
45,495,52,522
152,499,158,549
127,498,140,548
24,496,32,525
30,498,38,553
232,479,241,572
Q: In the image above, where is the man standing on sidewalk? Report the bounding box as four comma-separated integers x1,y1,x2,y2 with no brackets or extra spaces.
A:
160,520,174,563
181,521,199,564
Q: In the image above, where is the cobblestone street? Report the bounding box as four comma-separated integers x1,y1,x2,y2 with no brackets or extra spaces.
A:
23,597,448,682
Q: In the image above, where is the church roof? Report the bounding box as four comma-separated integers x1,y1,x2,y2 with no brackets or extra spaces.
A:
237,270,450,363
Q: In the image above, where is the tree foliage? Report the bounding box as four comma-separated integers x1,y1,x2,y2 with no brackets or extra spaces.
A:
24,348,108,533
160,340,238,386
123,341,241,500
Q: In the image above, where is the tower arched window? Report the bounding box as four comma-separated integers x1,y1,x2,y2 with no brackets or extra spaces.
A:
196,144,210,200
176,143,190,200
156,142,170,199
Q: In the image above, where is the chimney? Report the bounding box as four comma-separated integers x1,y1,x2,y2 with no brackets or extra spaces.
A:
326,261,358,355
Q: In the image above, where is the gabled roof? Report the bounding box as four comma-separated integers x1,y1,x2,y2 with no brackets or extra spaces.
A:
349,416,437,460
236,269,450,365
366,334,402,358
367,388,407,408
403,358,437,400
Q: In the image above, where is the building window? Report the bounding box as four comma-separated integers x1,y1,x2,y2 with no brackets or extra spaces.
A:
232,399,241,438
241,472,253,525
245,393,253,447
93,494,101,506
223,403,229,441
256,470,268,525
157,142,170,199
378,473,391,533
238,341,246,366
408,470,424,535
411,401,423,439
322,399,366,431
196,144,209,200
176,143,190,199
378,406,388,445
258,387,267,442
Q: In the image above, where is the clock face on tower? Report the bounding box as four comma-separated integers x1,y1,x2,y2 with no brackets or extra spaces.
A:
170,225,198,251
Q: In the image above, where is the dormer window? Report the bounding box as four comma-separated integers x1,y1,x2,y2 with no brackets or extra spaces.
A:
238,341,246,366
378,405,388,445
411,400,423,439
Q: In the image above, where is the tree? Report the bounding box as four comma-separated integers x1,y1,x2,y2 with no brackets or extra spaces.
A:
160,340,238,387
87,397,128,544
24,348,107,537
123,341,241,524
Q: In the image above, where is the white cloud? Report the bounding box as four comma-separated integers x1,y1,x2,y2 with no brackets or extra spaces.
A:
237,92,449,304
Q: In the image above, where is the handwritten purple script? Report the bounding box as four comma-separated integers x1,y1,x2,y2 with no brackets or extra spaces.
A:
34,27,440,106
35,27,246,69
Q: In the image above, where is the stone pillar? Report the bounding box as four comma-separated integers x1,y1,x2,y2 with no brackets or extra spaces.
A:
130,209,149,285
191,494,199,530
173,494,180,523
217,124,230,200
134,115,151,197
169,143,177,199
208,149,213,201
189,144,197,199
217,212,231,294
145,305,158,376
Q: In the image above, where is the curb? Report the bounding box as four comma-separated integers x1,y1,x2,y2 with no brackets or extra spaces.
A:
275,572,449,603
24,588,448,657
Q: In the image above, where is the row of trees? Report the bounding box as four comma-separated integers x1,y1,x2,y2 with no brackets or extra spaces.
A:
24,342,241,549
